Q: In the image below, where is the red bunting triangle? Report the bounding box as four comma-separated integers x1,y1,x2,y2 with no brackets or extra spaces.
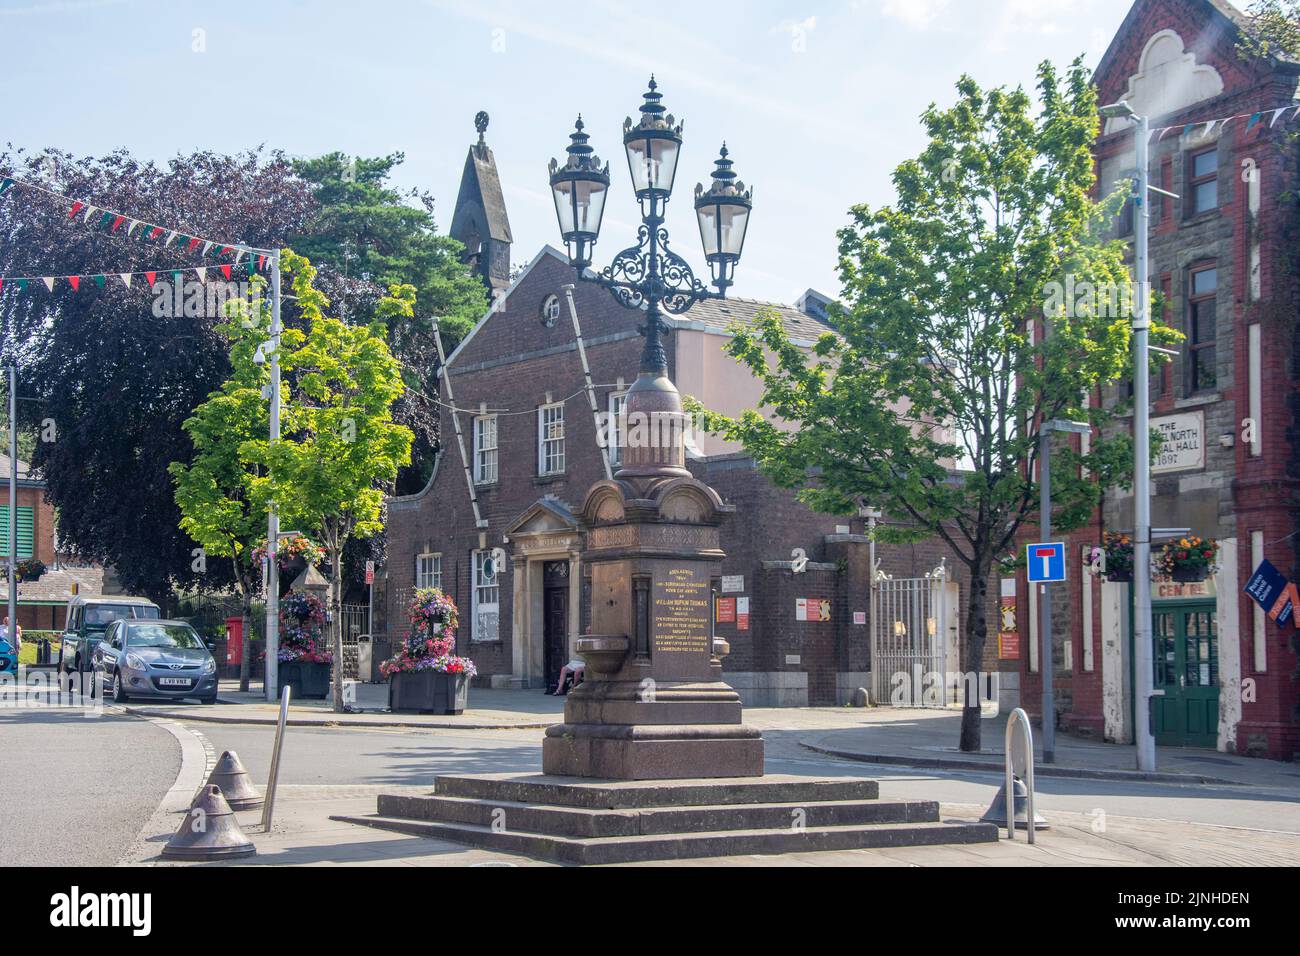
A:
220,264,232,280
187,238,200,253
257,254,267,271
68,201,84,218
67,276,80,291
150,226,164,240
144,271,157,287
0,279,4,294
110,215,126,232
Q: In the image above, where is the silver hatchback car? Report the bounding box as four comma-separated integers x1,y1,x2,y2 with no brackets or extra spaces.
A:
92,619,219,704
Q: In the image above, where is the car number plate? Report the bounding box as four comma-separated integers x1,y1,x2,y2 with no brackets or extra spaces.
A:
158,677,191,686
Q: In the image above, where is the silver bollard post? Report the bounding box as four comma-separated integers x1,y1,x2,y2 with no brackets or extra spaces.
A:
261,684,292,832
1004,708,1038,845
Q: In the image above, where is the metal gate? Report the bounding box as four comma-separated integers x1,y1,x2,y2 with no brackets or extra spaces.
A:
339,603,369,680
871,563,949,707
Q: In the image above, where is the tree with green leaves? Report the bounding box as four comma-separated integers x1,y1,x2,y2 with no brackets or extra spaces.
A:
248,250,413,712
170,277,280,692
1240,0,1299,59
701,59,1175,752
289,152,488,495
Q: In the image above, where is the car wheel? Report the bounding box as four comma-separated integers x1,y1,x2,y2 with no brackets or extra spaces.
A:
112,671,129,703
198,695,217,706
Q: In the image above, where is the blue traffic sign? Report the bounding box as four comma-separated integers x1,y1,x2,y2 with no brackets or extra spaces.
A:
1027,542,1067,584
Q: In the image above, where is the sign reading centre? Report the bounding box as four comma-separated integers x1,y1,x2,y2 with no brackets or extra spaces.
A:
1027,542,1067,584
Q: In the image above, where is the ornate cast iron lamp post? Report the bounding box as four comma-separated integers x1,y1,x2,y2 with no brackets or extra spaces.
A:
549,76,753,380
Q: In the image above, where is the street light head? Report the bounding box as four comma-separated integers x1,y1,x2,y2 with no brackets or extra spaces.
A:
548,114,610,270
623,75,684,208
1100,100,1137,120
694,143,752,294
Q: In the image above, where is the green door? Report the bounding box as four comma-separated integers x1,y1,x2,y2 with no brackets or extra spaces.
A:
1151,603,1219,748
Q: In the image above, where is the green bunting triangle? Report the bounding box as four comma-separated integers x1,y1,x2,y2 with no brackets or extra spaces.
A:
15,278,27,292
171,270,182,283
98,211,112,228
93,274,106,289
0,178,13,196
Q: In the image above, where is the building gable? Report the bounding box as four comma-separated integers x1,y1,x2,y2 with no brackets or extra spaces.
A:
1095,0,1274,127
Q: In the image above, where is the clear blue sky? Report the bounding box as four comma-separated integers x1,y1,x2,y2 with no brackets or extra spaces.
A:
1,0,1140,305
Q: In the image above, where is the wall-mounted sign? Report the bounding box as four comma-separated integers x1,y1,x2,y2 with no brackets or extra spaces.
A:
796,598,831,622
999,592,1018,660
716,597,736,624
1245,559,1297,626
999,632,1021,660
853,611,867,626
737,597,750,632
721,575,745,593
1152,411,1205,475
785,655,801,666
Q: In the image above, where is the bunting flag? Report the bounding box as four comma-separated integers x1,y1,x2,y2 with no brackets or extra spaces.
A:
1148,102,1300,140
0,172,268,262
0,258,268,296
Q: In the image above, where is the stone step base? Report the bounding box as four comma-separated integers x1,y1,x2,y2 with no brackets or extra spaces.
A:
333,814,999,865
376,793,941,839
429,773,880,808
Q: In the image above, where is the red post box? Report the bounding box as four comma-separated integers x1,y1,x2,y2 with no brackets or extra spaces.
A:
225,616,244,665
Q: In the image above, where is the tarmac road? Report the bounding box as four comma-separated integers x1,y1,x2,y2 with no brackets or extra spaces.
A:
0,706,180,866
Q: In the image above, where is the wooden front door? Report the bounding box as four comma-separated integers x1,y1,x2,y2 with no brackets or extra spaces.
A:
543,561,570,690
1151,603,1219,748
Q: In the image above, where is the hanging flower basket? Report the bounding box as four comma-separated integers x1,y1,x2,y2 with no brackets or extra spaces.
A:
1094,532,1134,583
253,535,327,573
1158,536,1218,584
381,588,475,714
14,558,47,584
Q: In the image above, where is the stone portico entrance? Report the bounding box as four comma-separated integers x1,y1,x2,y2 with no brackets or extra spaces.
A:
503,499,583,690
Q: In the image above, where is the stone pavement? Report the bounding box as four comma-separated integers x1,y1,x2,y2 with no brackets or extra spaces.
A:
801,708,1300,789
130,782,1300,868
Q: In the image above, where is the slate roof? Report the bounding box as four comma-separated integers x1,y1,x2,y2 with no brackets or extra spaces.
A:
0,454,36,482
668,295,835,344
15,566,103,605
452,144,513,245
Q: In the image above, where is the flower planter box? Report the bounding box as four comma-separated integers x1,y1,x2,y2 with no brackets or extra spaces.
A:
1171,567,1209,584
279,661,331,700
1104,570,1133,583
389,669,470,715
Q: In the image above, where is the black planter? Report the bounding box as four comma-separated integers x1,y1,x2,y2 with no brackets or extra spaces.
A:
279,660,332,700
1171,566,1210,584
1105,569,1133,583
389,669,470,715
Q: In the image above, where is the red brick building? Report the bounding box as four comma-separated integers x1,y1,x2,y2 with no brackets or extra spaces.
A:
382,125,1008,708
1018,0,1300,758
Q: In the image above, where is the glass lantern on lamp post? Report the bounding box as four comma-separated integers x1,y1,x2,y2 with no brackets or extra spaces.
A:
548,76,752,379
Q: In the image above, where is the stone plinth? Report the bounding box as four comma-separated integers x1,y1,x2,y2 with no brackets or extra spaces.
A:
541,370,763,780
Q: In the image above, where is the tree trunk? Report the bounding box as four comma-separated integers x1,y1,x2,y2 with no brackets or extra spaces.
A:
959,554,994,752
331,554,344,714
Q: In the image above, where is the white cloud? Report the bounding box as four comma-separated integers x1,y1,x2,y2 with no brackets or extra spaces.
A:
876,0,952,30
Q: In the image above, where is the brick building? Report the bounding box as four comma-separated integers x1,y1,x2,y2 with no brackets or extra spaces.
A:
382,123,1009,708
0,453,101,630
1017,0,1300,758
